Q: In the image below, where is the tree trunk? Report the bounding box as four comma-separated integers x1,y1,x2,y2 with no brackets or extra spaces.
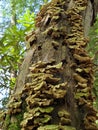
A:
3,0,98,130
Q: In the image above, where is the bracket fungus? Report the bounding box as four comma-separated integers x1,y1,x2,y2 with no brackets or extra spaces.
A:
4,0,98,130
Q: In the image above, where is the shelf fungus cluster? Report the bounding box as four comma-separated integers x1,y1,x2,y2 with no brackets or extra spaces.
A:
66,0,98,130
20,61,76,130
7,95,22,115
3,0,98,130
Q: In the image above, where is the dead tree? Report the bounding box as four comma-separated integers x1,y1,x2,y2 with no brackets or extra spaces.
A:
3,0,98,130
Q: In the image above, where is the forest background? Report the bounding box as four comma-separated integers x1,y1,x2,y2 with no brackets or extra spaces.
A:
0,0,98,121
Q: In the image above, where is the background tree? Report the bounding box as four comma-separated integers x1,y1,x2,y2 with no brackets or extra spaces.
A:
1,0,98,130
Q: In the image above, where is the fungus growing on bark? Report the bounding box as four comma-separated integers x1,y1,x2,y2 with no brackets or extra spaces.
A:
3,0,98,130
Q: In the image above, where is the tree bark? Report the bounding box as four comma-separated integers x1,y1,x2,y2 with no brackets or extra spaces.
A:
3,0,98,130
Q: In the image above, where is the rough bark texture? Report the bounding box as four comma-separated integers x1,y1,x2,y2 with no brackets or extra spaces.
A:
3,0,98,130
